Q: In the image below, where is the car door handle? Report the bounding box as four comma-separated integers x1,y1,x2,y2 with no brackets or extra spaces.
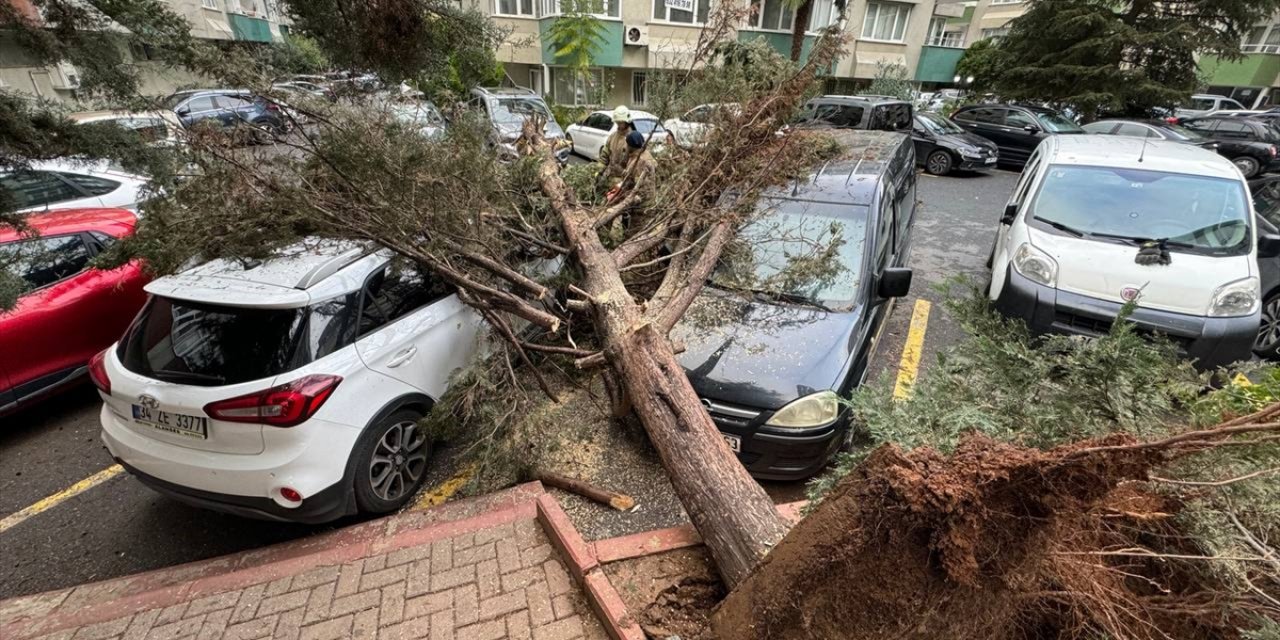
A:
387,347,417,368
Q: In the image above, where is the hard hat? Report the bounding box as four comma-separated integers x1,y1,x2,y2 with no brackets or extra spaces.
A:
612,105,632,123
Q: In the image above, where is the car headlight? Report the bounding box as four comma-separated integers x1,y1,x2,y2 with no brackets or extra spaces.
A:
1208,277,1259,317
765,391,841,429
1012,243,1058,287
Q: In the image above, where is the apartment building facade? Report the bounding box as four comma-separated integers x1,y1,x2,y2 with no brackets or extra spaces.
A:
477,0,973,107
0,0,289,102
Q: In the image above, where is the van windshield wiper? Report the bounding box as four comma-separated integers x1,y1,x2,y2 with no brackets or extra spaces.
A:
750,289,834,312
1088,231,1197,249
1033,216,1085,237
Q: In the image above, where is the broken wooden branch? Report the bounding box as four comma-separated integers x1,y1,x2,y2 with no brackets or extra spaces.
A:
536,470,636,511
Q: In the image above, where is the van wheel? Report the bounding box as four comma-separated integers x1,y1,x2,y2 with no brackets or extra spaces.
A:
925,150,954,176
352,409,431,514
1254,293,1280,360
1234,156,1262,179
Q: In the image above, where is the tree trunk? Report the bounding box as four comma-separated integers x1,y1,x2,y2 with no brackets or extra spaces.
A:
791,0,814,62
542,164,789,588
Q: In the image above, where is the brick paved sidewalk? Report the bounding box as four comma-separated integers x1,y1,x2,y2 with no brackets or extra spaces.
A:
0,484,614,640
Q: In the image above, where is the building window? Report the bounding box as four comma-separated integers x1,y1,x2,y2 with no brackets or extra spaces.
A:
201,0,219,9
540,0,620,18
652,0,710,24
632,71,647,105
496,0,536,17
747,0,793,31
980,27,1009,41
861,2,911,42
927,17,964,47
551,67,604,106
1242,24,1280,54
807,0,839,31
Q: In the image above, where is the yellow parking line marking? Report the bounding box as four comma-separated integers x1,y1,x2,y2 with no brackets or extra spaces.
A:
893,299,932,400
0,464,123,534
412,464,476,510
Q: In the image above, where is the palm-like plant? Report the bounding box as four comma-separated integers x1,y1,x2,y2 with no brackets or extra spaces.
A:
545,0,607,98
783,0,814,62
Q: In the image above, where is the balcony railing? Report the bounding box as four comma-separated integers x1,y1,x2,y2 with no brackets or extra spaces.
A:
1242,44,1280,54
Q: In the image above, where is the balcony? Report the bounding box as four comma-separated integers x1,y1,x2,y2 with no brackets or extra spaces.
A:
227,13,273,43
915,45,965,83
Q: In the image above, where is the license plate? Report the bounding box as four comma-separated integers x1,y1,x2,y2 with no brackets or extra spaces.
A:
985,157,998,164
132,404,208,439
723,434,742,453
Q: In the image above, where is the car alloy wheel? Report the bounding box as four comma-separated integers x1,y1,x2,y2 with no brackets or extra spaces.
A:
368,420,428,502
1234,156,1261,179
926,150,953,176
1254,294,1280,358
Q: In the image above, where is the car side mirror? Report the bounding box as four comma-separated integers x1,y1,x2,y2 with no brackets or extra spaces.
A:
1023,124,1041,134
1001,203,1018,225
877,268,913,300
1259,233,1280,259
176,108,190,116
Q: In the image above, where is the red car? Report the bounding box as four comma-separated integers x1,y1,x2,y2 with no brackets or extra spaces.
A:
0,208,148,416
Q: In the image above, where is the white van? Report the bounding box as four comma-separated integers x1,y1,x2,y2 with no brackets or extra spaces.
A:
988,135,1280,369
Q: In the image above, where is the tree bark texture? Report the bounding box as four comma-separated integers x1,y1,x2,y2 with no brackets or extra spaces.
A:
536,158,789,589
791,0,814,61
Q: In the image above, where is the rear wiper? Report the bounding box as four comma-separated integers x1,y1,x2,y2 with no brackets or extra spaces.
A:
1033,216,1084,237
151,370,226,384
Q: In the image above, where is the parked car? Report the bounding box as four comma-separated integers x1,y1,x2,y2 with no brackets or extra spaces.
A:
1,160,150,213
271,81,337,103
1175,94,1247,119
161,89,290,137
662,103,740,149
566,110,667,161
468,87,570,163
672,130,916,480
951,104,1084,167
910,112,999,175
792,95,913,132
1,208,148,416
1177,116,1280,178
95,242,484,522
1248,175,1280,359
987,135,1273,370
1080,119,1221,159
69,110,182,147
388,101,447,138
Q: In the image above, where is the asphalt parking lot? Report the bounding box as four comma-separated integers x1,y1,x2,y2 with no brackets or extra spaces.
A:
0,164,1020,600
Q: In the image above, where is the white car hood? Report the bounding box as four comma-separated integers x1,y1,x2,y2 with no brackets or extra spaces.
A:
1029,227,1255,316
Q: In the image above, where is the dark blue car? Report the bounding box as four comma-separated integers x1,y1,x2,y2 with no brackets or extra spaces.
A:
162,90,289,139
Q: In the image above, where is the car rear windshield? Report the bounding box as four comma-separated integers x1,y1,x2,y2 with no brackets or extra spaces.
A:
118,295,358,386
1036,112,1083,133
1030,165,1251,256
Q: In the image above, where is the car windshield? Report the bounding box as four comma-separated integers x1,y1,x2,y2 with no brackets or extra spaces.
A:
1030,165,1251,255
118,295,359,386
709,200,868,310
491,97,552,123
1160,123,1205,142
632,118,665,134
916,113,963,134
159,93,194,110
1036,112,1083,133
392,103,444,125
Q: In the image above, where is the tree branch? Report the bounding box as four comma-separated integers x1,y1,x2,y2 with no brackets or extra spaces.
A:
652,220,734,333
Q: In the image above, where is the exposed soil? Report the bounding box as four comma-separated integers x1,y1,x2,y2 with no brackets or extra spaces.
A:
711,432,1268,640
603,548,723,640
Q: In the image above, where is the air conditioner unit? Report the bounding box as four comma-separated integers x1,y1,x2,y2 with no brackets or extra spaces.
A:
624,25,649,47
52,62,80,90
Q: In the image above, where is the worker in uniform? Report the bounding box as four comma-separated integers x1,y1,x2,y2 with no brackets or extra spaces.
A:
598,105,635,188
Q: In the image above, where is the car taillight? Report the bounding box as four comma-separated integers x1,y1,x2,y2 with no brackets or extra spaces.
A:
88,349,111,395
204,374,342,427
1271,145,1277,158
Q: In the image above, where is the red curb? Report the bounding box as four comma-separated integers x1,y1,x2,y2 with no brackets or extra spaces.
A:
583,569,646,640
534,494,598,581
592,525,702,564
0,482,548,640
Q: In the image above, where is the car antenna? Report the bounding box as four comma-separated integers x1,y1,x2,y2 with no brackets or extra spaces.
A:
1138,133,1149,163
